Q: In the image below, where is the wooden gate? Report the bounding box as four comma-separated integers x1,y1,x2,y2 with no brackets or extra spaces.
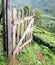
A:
2,0,35,59
12,9,34,58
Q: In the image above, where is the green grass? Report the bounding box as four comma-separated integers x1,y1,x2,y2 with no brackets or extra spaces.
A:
17,42,55,65
0,50,8,65
0,42,55,65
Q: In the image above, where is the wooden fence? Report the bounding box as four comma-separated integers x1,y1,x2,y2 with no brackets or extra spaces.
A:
1,0,35,59
2,7,35,59
11,8,35,58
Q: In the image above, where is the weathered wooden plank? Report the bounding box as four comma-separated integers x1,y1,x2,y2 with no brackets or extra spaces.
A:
30,11,32,16
24,20,27,42
25,11,29,41
22,21,26,44
25,11,28,41
18,38,32,54
17,24,20,44
6,0,12,58
27,24,29,40
12,25,16,57
11,9,13,20
31,10,33,16
22,10,24,19
24,16,33,20
19,23,22,39
27,11,31,40
13,19,23,25
13,25,16,49
13,18,34,57
6,9,12,57
13,16,34,25
13,8,17,20
20,20,25,38
18,10,21,19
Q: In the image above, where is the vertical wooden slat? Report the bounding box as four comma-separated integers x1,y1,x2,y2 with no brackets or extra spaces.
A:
27,10,30,40
19,23,22,39
12,8,17,58
26,10,28,17
13,25,16,50
11,9,13,20
18,10,21,20
23,10,27,42
17,10,22,45
22,10,24,19
33,10,35,16
25,11,28,42
29,10,30,16
23,21,26,42
31,10,34,41
17,10,21,44
21,10,25,44
13,8,17,20
30,10,32,16
17,24,20,44
31,10,33,16
21,10,24,37
17,10,21,41
29,10,32,39
7,9,12,58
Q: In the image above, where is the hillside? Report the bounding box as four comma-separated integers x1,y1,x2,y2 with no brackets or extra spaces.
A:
0,26,55,65
12,0,55,16
0,0,55,65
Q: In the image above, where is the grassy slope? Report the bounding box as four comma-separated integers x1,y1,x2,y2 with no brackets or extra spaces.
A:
33,26,55,47
0,20,55,65
0,42,55,65
0,26,55,65
17,26,55,65
41,15,55,21
17,42,55,65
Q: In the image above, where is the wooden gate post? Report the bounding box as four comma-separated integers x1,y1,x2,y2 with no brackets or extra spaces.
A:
6,0,12,58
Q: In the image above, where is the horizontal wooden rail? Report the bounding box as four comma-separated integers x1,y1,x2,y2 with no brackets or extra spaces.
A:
13,38,32,58
12,16,34,25
19,38,32,51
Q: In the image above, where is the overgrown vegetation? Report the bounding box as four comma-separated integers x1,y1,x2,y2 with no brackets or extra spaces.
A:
33,26,55,47
0,50,8,65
